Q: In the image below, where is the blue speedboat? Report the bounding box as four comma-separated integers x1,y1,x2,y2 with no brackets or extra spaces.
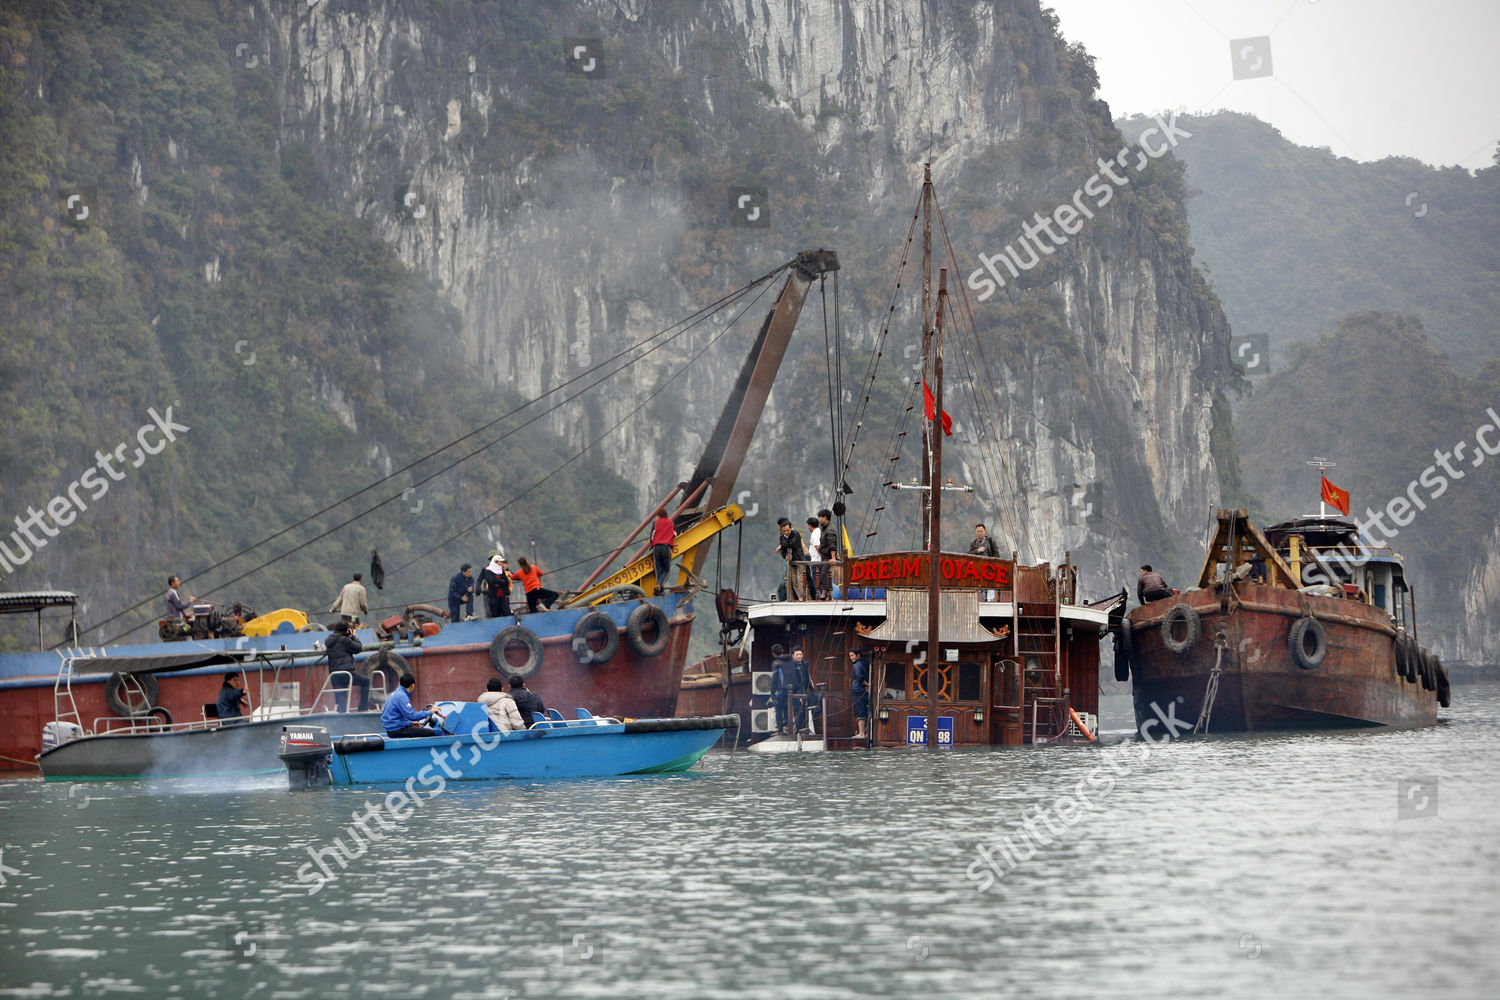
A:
277,705,737,788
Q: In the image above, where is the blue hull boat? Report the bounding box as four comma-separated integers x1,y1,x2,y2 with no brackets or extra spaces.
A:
278,707,737,787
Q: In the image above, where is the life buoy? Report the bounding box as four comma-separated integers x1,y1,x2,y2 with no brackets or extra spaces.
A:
571,611,620,665
1114,619,1133,682
105,671,159,717
1288,616,1326,670
625,603,670,657
1160,605,1201,655
490,625,543,678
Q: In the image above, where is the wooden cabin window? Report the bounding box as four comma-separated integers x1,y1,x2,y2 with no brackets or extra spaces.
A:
957,661,982,702
882,661,907,700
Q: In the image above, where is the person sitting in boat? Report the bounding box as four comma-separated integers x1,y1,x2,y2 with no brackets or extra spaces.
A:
1137,565,1172,605
165,576,195,632
511,557,560,614
478,677,525,732
216,672,248,724
381,673,442,738
331,571,368,625
769,644,793,733
326,621,367,712
509,675,546,727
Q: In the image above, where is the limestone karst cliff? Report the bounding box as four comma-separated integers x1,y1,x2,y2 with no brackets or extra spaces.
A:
265,0,1236,596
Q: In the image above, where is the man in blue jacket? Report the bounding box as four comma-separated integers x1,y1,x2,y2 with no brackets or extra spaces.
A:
381,673,441,737
448,564,474,622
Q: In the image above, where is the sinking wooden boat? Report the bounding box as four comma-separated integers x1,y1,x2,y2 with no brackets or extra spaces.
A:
1122,508,1449,732
277,705,738,787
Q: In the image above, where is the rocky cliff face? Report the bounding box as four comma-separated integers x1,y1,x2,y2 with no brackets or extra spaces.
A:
261,0,1234,596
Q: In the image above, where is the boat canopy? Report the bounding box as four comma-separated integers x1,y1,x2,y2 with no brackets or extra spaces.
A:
861,589,1004,644
69,650,250,675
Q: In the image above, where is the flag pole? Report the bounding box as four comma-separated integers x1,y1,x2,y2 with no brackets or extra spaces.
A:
1306,457,1336,517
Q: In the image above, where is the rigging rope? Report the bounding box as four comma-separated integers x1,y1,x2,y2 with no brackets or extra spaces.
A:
78,263,792,646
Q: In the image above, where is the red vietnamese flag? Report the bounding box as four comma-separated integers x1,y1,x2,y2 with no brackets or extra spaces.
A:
1320,474,1350,516
922,379,953,436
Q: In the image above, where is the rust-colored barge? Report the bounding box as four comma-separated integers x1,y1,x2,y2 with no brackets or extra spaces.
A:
1123,509,1449,732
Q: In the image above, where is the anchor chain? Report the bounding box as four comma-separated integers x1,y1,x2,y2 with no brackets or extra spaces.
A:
1194,627,1229,735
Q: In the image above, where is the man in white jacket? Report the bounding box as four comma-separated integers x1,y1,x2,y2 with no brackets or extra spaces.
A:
478,677,525,732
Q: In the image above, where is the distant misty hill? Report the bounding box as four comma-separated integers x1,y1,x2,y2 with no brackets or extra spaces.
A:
1118,112,1500,375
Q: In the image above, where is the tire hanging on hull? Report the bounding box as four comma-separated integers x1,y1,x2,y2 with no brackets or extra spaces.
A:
490,626,543,678
625,604,670,657
105,672,160,718
571,612,620,665
1161,605,1201,655
1288,616,1327,670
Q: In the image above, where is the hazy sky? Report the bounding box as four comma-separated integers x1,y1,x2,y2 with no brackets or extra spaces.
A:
1044,0,1500,169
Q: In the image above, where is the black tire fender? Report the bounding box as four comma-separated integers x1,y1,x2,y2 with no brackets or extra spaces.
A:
147,706,173,729
1398,634,1418,682
490,625,543,678
367,649,411,684
1419,649,1436,691
105,672,160,717
571,611,620,665
625,603,670,657
1114,618,1133,682
1435,657,1451,708
1288,616,1327,670
1160,605,1201,655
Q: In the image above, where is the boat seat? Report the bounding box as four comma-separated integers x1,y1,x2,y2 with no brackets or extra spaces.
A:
203,703,219,720
575,708,595,720
545,709,565,721
531,711,548,724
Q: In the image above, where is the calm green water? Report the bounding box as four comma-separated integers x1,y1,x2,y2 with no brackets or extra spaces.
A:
2,686,1498,999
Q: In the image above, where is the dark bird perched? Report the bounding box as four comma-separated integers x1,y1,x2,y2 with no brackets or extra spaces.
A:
369,549,386,591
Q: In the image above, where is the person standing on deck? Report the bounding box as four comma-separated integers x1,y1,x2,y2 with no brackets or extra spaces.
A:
509,675,547,728
479,553,512,618
849,648,870,740
970,524,1001,600
511,557,560,614
805,517,826,601
817,509,837,599
775,518,809,601
968,524,1000,557
326,620,367,712
790,647,819,732
1138,565,1172,605
769,644,793,734
216,672,249,723
651,509,675,596
448,564,475,622
331,572,368,625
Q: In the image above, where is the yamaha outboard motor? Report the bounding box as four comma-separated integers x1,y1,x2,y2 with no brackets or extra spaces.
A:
279,725,333,789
